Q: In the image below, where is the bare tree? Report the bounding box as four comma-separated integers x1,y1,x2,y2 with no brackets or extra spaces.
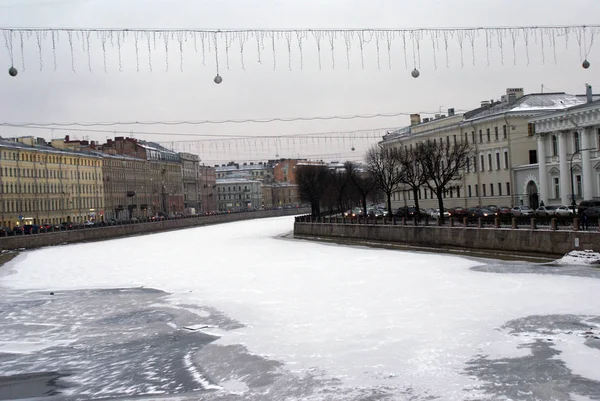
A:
296,165,330,217
328,168,353,214
365,145,403,218
397,145,428,216
419,140,471,224
345,161,377,217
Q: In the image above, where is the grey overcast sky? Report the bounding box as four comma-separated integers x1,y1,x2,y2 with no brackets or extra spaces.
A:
0,0,598,165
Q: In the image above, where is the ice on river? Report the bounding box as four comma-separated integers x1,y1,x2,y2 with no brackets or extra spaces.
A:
2,216,600,400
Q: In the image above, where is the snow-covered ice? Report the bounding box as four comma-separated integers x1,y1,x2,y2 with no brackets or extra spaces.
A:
1,215,600,400
555,249,600,265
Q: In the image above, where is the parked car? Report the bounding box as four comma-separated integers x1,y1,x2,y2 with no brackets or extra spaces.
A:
583,206,600,220
39,223,52,231
430,209,451,219
395,206,421,218
61,222,74,230
479,208,498,218
83,221,95,227
0,227,14,236
367,209,383,218
498,207,512,217
12,226,25,235
449,207,469,218
578,200,600,214
511,206,534,216
535,206,557,217
23,224,40,234
555,205,575,217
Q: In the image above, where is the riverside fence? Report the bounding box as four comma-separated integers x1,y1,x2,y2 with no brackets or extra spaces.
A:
293,214,600,258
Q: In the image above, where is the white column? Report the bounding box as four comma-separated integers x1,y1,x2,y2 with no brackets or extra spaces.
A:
537,134,548,205
582,128,593,200
558,131,570,205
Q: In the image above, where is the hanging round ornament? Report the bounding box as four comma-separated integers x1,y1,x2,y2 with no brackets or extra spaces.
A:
214,74,223,84
411,68,420,78
8,66,18,77
582,59,590,69
351,146,356,151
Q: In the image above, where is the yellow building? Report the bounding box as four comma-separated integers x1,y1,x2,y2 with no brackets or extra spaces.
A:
0,137,104,228
381,89,590,210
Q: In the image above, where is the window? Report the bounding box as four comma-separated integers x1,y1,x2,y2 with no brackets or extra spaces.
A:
479,130,483,143
552,135,558,156
597,128,600,150
480,155,485,171
576,175,582,197
506,182,511,196
486,128,491,142
475,184,479,196
483,184,487,197
494,127,499,140
504,150,509,169
490,184,494,196
503,125,507,139
457,186,461,198
574,131,580,152
488,154,492,171
446,136,450,145
473,156,477,172
553,177,560,199
465,132,469,144
453,135,457,145
529,150,538,164
498,183,502,196
496,153,500,170
466,158,470,173
472,131,475,144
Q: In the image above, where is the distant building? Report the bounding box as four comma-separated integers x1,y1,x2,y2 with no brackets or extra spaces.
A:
99,137,184,215
215,178,262,212
273,159,299,183
380,88,595,210
198,165,217,214
0,136,104,227
215,161,274,183
179,152,201,212
271,183,300,207
528,85,600,206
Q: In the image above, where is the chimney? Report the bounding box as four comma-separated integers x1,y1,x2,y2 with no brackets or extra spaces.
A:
65,135,70,142
410,113,421,126
586,83,593,103
447,108,455,116
506,88,524,99
481,100,491,108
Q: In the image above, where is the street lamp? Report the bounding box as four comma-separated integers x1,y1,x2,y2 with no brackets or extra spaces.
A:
570,147,595,211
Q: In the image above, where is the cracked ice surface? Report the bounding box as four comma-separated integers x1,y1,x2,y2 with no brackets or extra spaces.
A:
1,216,600,400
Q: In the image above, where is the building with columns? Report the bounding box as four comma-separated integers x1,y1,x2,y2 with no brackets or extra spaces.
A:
528,89,600,207
380,88,595,210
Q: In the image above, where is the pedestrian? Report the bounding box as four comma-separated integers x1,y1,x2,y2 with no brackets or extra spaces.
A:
583,212,589,230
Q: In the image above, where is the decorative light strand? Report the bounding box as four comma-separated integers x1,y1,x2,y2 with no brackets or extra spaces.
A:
1,25,597,76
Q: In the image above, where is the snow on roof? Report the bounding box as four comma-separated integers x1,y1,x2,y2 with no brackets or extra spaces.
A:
0,138,103,158
466,93,586,121
216,177,262,184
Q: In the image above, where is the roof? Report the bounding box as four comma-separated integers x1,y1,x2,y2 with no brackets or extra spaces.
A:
465,93,587,121
0,138,103,159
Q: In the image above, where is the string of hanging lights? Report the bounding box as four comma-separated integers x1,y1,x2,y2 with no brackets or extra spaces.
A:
2,25,597,81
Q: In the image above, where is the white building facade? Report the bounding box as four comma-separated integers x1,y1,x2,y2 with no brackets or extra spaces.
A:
529,95,600,207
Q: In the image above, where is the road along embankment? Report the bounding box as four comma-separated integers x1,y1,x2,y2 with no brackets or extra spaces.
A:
0,208,309,251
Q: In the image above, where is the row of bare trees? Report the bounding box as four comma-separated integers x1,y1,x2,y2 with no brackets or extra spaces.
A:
297,140,472,224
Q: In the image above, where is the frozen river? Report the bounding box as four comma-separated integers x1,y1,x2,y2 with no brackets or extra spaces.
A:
1,216,600,400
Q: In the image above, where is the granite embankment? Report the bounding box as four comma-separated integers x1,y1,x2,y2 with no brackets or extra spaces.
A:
294,217,599,258
0,208,309,251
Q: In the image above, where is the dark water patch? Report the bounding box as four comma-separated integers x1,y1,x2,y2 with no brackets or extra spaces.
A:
0,371,68,400
465,314,600,400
